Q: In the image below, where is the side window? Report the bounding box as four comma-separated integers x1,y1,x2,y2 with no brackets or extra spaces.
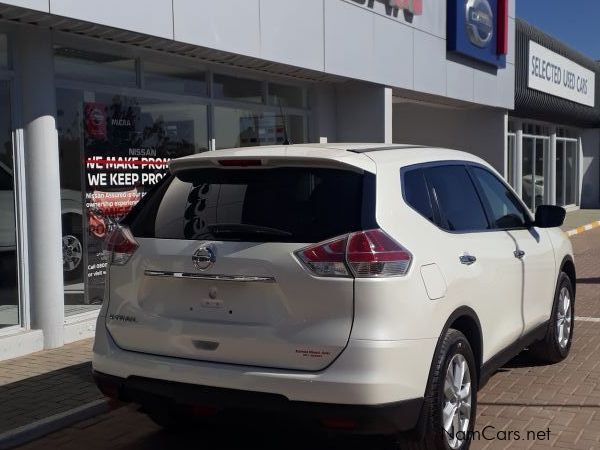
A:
424,165,489,232
471,166,531,229
403,168,434,223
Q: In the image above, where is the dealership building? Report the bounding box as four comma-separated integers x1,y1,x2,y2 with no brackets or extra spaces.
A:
0,0,597,359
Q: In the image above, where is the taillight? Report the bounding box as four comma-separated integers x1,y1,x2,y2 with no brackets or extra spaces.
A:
295,235,350,277
104,226,138,265
347,229,411,277
295,229,411,278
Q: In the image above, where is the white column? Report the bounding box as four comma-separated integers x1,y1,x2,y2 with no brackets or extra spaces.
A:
383,87,393,144
16,28,64,348
503,113,509,179
548,127,557,205
515,125,523,198
335,82,392,143
578,136,584,207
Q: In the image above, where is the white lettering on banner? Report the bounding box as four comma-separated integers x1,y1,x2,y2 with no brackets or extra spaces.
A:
528,41,596,107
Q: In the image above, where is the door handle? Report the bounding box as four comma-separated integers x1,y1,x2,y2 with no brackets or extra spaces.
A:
514,250,526,259
459,254,477,265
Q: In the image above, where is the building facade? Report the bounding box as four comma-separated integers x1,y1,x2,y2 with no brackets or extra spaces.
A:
0,0,518,358
508,20,600,212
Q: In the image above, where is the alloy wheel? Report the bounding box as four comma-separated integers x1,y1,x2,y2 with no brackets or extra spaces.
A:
556,286,572,350
443,353,472,449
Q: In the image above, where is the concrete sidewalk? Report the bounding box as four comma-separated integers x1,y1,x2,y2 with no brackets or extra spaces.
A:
0,339,109,449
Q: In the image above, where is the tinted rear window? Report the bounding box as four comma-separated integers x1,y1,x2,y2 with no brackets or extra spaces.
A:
403,168,434,222
424,165,489,232
127,168,374,243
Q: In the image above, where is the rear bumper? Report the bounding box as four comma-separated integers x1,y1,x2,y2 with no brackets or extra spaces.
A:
93,370,423,433
92,317,436,433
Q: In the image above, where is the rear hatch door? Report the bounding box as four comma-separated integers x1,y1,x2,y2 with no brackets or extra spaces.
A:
106,154,375,371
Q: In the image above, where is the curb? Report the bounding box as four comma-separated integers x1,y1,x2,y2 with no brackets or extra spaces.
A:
566,220,600,237
0,399,114,450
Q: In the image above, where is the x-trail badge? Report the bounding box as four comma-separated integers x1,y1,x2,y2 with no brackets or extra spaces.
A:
192,245,215,271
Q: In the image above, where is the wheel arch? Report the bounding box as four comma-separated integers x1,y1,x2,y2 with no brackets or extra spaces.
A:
560,255,576,296
428,307,484,387
413,306,484,440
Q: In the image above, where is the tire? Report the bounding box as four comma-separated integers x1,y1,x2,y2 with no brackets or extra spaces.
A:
62,214,84,283
397,329,477,450
529,272,574,364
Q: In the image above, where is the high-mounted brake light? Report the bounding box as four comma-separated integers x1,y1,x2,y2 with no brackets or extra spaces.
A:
295,229,411,278
218,159,262,167
104,226,138,265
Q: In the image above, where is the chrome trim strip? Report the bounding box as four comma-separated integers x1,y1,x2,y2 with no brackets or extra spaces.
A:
144,270,276,283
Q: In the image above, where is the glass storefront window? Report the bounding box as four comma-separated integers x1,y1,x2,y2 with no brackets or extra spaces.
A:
54,47,137,87
144,61,207,97
214,107,304,149
522,135,548,211
213,74,263,103
57,88,209,312
565,141,577,206
522,137,534,210
0,35,8,69
56,89,86,309
534,138,546,209
268,83,305,108
556,139,578,207
0,81,18,328
506,133,516,188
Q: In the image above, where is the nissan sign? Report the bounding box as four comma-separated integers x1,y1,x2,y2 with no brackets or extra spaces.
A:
447,0,508,68
466,0,494,48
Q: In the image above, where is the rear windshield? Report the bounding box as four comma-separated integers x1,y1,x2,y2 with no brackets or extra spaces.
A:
125,167,375,243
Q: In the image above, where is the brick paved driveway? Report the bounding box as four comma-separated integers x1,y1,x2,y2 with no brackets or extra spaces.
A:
15,229,600,450
0,339,101,435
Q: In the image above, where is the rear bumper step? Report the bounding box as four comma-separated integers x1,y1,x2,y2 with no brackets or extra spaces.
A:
93,370,423,434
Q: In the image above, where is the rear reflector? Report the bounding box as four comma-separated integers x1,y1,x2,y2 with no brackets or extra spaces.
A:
296,235,350,277
218,159,262,167
320,418,359,430
104,226,138,266
295,229,411,278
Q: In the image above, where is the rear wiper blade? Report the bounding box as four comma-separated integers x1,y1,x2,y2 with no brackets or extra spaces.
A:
206,223,292,237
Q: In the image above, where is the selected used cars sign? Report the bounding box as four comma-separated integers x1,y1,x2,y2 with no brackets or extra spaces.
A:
528,40,596,107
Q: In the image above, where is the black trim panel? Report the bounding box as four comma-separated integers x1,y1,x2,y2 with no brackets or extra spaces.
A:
480,321,548,388
92,371,424,434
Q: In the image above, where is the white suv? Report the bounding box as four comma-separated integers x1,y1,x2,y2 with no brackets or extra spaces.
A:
92,144,575,450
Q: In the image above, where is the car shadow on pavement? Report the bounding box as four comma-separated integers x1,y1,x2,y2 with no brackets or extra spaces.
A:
130,411,396,450
576,277,600,285
500,350,549,369
0,362,103,434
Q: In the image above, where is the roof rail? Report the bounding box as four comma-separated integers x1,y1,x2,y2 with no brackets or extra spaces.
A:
346,145,424,154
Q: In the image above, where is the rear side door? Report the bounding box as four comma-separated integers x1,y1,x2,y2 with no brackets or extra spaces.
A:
468,166,556,333
419,164,525,360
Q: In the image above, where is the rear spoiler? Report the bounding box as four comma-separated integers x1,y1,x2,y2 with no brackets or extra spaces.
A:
169,155,372,174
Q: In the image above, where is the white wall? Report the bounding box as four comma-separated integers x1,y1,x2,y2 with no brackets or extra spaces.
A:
581,129,600,208
393,102,507,173
1,0,515,110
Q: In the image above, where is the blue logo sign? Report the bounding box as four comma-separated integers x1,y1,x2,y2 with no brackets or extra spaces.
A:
448,0,507,68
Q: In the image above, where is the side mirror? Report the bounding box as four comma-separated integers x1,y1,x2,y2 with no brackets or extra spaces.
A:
534,205,566,228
